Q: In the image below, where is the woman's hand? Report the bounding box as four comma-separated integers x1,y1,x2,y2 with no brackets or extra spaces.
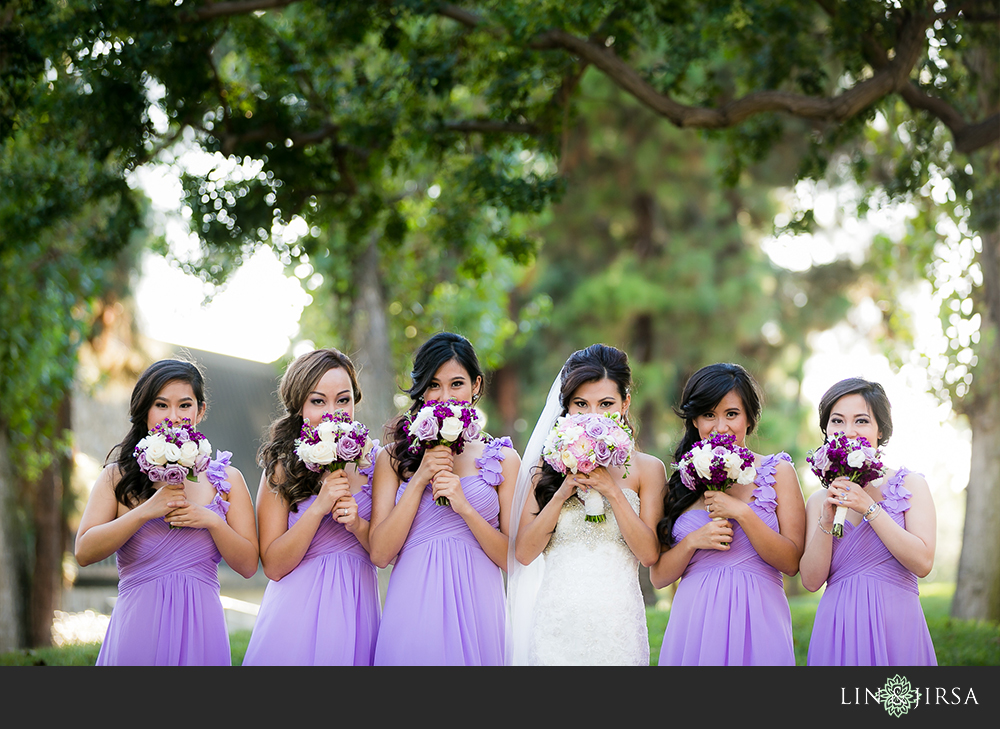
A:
703,490,751,522
313,469,352,515
141,483,188,521
431,471,469,514
164,498,224,530
825,476,876,516
412,445,454,488
573,467,618,498
685,517,734,551
332,492,361,533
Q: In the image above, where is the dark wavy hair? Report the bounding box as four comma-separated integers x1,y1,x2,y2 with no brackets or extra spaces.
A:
818,377,892,447
656,362,763,547
385,332,484,481
107,359,208,508
258,348,363,512
533,344,634,512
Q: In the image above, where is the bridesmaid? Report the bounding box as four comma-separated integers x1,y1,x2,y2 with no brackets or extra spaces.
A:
651,362,805,665
75,359,258,665
370,332,520,665
801,377,937,665
242,348,381,665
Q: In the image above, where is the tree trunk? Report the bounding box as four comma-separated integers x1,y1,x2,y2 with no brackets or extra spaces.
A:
28,394,71,647
350,230,398,441
0,430,26,652
952,227,1000,621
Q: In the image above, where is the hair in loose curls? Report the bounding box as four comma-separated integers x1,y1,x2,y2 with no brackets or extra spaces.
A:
656,362,763,547
386,332,484,482
107,359,208,508
258,348,363,512
817,377,892,447
533,344,634,513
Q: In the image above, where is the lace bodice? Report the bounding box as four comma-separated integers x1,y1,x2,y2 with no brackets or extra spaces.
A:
530,487,649,665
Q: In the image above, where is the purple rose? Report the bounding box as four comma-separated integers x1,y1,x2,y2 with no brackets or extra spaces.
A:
584,419,609,439
147,466,168,483
162,464,187,485
592,439,612,465
411,412,440,442
136,451,152,472
463,422,482,441
337,437,363,462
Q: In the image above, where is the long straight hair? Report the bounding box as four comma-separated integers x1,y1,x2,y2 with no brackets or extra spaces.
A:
386,332,484,481
656,362,762,547
107,359,208,507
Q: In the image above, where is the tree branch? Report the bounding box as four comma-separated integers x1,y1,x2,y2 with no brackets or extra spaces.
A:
436,2,997,153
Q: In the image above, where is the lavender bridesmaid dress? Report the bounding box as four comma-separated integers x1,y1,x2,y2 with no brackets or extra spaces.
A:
242,445,382,666
807,468,937,666
658,453,796,666
96,452,236,666
373,437,511,666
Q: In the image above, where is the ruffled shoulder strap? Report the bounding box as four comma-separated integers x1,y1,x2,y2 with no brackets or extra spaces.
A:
881,466,916,515
751,452,792,514
205,450,233,515
357,439,382,495
476,435,513,488
206,450,233,495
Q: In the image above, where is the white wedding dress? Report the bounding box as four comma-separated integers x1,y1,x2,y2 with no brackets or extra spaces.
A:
528,488,650,665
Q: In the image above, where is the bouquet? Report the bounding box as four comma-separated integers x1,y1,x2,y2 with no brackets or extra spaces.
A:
405,399,485,505
541,412,634,523
134,418,212,485
807,432,885,537
295,410,372,473
674,432,756,544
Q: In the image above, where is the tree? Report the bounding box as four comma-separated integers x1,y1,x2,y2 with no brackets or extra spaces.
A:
4,0,997,644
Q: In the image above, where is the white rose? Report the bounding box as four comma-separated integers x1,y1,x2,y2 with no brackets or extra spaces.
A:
309,440,337,465
143,435,169,466
561,450,579,472
316,420,338,442
178,440,200,468
439,416,464,442
847,450,866,468
198,438,212,456
736,466,757,485
723,452,744,479
691,446,715,480
163,441,182,463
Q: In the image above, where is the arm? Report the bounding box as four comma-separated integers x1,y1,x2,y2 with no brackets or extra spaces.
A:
799,489,834,591
74,465,186,566
704,459,805,576
575,454,664,566
207,466,259,578
830,471,936,577
165,466,259,578
258,467,355,580
368,445,453,568
333,466,372,552
648,517,734,588
431,447,521,570
513,466,574,566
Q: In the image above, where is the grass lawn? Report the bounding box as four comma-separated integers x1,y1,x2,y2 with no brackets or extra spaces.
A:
3,582,997,666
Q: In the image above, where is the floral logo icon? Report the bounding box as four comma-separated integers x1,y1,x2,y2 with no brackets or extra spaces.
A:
879,674,919,717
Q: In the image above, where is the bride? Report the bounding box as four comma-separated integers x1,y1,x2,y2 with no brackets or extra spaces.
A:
507,344,666,665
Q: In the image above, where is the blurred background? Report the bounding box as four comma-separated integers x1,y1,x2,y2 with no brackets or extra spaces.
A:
1,1,996,653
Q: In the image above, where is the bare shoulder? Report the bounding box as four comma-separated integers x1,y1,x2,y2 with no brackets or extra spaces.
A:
898,469,932,498
635,451,667,477
773,457,799,482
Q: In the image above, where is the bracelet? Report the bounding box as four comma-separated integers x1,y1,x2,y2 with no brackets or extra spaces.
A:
863,502,883,523
817,518,834,536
